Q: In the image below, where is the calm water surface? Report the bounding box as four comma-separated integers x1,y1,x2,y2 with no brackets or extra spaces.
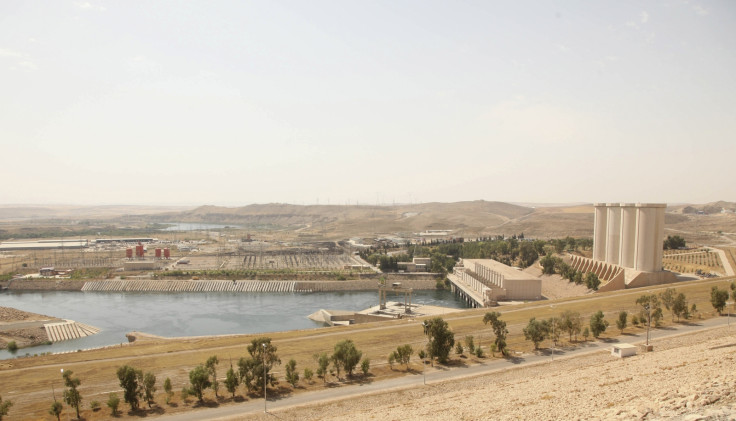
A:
0,289,467,359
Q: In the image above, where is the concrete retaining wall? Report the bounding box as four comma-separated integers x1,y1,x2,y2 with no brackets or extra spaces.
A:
82,280,297,293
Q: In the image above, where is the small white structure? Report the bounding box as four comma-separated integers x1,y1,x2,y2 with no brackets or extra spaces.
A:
611,343,637,358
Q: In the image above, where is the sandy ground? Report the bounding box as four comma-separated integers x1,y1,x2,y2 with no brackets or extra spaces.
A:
240,326,736,420
0,306,53,324
522,264,592,300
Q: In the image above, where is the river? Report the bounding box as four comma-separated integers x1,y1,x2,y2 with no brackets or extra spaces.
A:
0,289,468,359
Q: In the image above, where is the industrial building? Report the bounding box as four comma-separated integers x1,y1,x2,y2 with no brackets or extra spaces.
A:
570,203,676,291
0,239,89,251
453,259,542,303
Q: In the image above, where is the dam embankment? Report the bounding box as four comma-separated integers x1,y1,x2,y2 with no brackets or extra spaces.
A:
3,277,438,293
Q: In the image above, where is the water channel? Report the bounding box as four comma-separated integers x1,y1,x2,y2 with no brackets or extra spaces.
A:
0,289,468,359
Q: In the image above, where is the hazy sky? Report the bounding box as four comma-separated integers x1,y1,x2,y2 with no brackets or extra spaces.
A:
1,1,735,206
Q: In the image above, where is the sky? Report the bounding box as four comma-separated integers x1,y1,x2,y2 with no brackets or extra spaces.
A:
1,1,735,207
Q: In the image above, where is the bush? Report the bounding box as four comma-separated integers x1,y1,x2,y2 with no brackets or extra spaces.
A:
474,347,484,358
107,393,120,416
361,358,370,375
90,400,100,410
455,342,464,355
303,368,313,382
6,341,18,353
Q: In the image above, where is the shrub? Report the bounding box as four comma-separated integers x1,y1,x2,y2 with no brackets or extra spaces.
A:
361,358,370,375
107,393,120,416
90,400,100,410
7,341,18,353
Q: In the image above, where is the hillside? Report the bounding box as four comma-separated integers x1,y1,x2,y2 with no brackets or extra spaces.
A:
147,201,736,244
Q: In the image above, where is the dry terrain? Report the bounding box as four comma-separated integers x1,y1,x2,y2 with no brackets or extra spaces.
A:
241,326,736,421
0,277,733,420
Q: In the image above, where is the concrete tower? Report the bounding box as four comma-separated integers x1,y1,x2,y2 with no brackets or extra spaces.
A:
593,202,667,272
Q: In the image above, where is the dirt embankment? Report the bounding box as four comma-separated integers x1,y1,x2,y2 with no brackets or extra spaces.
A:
0,307,54,350
6,279,86,291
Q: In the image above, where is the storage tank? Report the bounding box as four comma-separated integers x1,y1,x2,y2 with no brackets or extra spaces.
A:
126,248,133,259
155,248,162,259
163,248,170,259
136,244,144,258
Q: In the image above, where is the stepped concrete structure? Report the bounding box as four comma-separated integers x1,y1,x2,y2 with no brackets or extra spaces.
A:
44,320,100,342
450,259,542,306
571,203,676,292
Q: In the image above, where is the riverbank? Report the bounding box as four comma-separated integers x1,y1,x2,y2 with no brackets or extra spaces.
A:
3,277,439,292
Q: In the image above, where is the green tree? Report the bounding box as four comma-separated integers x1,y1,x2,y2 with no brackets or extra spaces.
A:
238,337,280,395
663,235,686,250
559,310,582,342
540,254,556,275
62,369,82,419
188,365,212,403
711,286,729,315
572,271,583,285
303,367,314,382
589,311,609,338
582,327,590,341
636,294,664,327
163,377,173,404
0,396,11,420
518,241,538,268
361,358,370,375
49,401,62,421
331,339,363,378
206,355,220,398
660,288,676,321
422,317,455,364
116,365,142,411
464,335,475,353
315,352,330,383
672,293,689,321
523,317,548,350
544,317,561,346
616,311,628,333
142,372,156,408
584,272,600,290
224,365,239,398
107,393,120,416
285,359,300,387
391,344,414,368
483,311,509,356
387,352,396,369
6,341,17,353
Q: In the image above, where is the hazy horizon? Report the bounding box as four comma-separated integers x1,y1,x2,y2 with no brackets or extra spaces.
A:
2,1,735,206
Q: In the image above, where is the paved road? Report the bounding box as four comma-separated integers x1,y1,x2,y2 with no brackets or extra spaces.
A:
158,315,736,421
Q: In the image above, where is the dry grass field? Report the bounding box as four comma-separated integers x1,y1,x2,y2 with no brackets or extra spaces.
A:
0,276,733,420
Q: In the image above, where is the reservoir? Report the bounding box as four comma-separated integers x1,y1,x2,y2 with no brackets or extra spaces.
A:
0,289,468,359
